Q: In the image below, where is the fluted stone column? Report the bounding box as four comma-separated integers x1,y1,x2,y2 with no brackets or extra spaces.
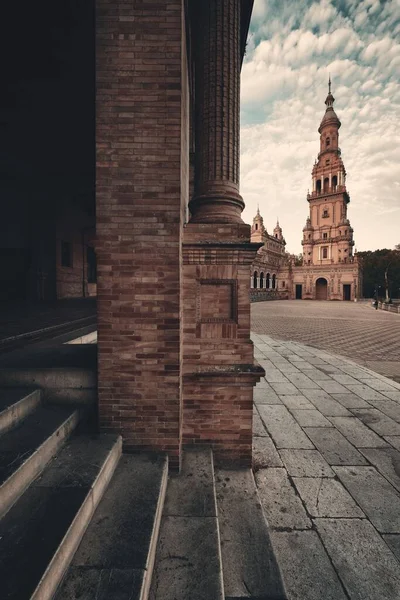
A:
189,0,244,223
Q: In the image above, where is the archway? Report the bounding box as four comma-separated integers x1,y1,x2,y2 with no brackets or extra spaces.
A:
266,273,270,289
260,272,264,289
315,278,328,300
253,271,258,289
272,274,276,289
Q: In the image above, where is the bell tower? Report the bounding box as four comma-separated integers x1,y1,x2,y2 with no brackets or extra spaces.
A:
251,205,266,243
304,79,354,265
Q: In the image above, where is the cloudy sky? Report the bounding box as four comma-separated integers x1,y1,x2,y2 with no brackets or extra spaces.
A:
240,0,400,254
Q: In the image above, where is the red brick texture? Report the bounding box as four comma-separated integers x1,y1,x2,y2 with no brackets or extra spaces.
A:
182,225,263,465
96,0,189,467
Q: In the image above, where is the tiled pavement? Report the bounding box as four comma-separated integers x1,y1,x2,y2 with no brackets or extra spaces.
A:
252,333,400,600
251,300,400,382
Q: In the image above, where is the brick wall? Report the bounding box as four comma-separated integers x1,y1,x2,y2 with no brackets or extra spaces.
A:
96,0,188,467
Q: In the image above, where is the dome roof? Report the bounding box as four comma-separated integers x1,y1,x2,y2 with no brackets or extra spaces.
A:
318,79,341,132
318,106,341,132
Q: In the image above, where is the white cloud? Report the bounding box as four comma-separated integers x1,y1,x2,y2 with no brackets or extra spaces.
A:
240,0,400,253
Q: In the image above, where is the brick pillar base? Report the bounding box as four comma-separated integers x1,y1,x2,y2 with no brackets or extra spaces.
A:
182,223,264,466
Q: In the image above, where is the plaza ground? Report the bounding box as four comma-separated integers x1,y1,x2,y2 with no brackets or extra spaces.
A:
251,301,400,600
252,300,400,382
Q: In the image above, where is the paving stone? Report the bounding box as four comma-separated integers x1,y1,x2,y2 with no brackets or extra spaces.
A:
315,518,400,600
270,382,299,395
331,374,361,385
150,516,223,600
215,469,286,600
279,395,314,410
263,370,289,384
270,530,347,600
303,392,352,417
334,466,400,533
382,534,400,562
360,447,400,493
164,449,216,518
255,377,273,388
316,380,350,394
303,427,367,466
285,373,321,389
385,436,400,451
254,385,282,405
279,449,334,477
291,409,333,428
368,399,400,423
366,379,398,392
253,412,268,437
257,405,314,449
255,468,311,530
330,393,370,409
328,416,389,448
351,408,400,436
344,384,388,401
383,391,400,402
305,370,332,381
253,436,283,469
293,478,364,518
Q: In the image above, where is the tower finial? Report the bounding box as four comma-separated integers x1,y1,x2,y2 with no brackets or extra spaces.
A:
328,74,331,94
257,203,260,215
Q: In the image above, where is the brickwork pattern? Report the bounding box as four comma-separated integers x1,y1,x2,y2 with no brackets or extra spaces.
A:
96,0,187,466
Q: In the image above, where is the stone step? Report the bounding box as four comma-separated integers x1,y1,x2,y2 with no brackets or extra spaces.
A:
56,452,168,600
150,447,224,600
0,404,81,518
215,467,287,600
0,433,121,600
0,387,41,435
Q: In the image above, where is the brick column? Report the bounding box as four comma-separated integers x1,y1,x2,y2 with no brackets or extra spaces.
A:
182,0,264,466
96,0,188,469
189,0,244,224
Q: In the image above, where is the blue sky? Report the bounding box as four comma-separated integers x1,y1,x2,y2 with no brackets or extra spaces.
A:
240,0,400,254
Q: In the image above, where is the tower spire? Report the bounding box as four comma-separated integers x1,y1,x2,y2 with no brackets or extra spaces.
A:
328,74,331,94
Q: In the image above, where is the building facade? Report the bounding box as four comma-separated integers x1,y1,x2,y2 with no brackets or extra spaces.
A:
250,210,289,300
251,82,362,301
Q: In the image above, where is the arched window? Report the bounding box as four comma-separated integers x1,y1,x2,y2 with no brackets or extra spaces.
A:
260,272,264,289
255,223,258,230
316,179,321,193
323,177,329,192
332,175,338,190
253,271,258,288
266,273,270,289
326,137,330,147
272,274,276,289
282,281,285,288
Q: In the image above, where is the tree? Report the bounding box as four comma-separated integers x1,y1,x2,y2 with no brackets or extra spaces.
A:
294,253,303,266
357,245,400,300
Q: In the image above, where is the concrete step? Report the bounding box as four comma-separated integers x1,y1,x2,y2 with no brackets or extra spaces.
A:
0,404,81,518
56,452,168,600
215,468,287,600
0,433,122,600
150,447,224,600
0,387,41,435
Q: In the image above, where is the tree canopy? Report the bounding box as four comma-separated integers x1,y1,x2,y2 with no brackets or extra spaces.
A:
357,246,400,299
